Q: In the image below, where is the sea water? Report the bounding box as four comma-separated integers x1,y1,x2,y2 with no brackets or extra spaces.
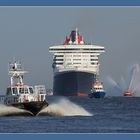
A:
0,96,140,133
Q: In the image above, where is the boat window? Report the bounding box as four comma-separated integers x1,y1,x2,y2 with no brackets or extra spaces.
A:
6,88,12,95
25,88,28,94
29,88,34,94
12,88,18,95
41,95,44,101
19,88,24,94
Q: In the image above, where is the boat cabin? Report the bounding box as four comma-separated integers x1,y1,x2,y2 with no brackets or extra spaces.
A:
6,85,34,95
91,83,104,92
5,84,46,105
4,61,47,105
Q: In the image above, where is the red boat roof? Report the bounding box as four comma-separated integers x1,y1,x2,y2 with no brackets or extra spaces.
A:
124,90,132,96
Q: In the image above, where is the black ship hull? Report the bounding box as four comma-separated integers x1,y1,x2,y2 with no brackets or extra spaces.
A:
11,101,48,116
53,71,96,96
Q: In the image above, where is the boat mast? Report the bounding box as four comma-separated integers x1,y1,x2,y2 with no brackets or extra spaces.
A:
8,61,27,86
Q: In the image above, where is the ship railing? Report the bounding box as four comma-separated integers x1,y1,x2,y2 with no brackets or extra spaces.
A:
58,65,98,73
18,94,36,103
4,95,19,104
17,93,46,102
34,85,46,95
59,64,98,69
0,95,5,104
34,85,46,101
46,92,53,96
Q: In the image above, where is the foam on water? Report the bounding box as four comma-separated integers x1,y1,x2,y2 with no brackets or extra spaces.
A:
0,104,32,116
38,98,92,116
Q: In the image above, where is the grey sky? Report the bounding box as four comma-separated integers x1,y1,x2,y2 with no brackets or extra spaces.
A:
0,7,140,94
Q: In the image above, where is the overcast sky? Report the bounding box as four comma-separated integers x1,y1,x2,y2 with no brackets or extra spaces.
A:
0,7,140,94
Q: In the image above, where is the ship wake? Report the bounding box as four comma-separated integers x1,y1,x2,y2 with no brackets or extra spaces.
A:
0,104,33,116
38,98,92,116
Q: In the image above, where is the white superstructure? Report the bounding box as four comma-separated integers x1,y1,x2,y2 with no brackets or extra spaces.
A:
49,28,105,74
3,61,46,105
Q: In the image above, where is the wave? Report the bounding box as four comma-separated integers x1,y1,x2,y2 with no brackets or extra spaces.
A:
0,104,33,116
38,98,92,116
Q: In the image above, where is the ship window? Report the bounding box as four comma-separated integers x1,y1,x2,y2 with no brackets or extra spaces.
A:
73,63,81,64
12,88,18,95
41,95,44,101
73,55,81,57
50,48,104,51
66,59,71,61
25,88,28,94
29,88,34,94
83,55,88,57
73,59,81,61
55,55,63,57
6,88,12,95
91,59,98,61
67,63,72,65
54,59,63,61
19,88,24,94
55,63,63,64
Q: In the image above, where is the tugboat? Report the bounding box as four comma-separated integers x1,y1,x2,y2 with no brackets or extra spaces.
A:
4,61,48,116
124,90,132,97
88,81,106,98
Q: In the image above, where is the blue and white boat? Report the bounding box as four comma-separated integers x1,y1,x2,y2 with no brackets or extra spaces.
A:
88,82,106,98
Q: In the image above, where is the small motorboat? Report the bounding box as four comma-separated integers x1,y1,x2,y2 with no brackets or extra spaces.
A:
124,90,132,97
88,82,106,98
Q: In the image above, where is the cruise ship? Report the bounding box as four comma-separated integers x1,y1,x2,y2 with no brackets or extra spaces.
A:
49,28,105,96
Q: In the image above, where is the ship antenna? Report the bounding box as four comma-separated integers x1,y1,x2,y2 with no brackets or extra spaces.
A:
9,60,27,86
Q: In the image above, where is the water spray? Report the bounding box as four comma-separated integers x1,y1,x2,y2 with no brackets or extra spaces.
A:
38,98,92,116
106,63,140,96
